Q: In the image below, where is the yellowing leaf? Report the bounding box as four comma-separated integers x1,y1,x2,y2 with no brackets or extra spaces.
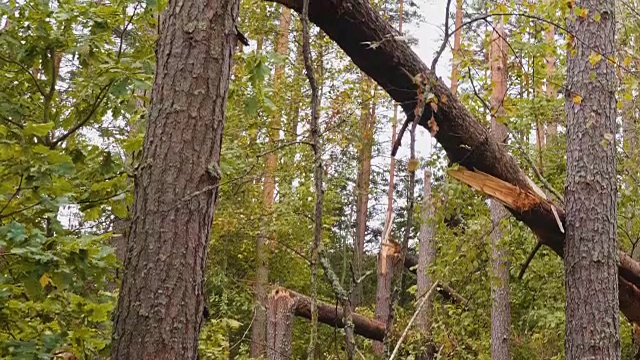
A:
572,95,582,104
594,12,601,22
408,158,419,172
39,273,51,288
589,52,602,66
578,7,589,18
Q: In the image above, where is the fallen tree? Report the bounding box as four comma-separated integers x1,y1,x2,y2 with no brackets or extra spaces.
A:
267,0,640,322
273,288,386,341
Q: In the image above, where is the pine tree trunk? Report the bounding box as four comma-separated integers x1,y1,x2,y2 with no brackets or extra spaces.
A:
416,169,436,360
489,17,511,360
110,0,238,356
564,0,620,358
251,8,292,358
352,75,374,308
544,5,557,138
450,0,462,95
267,289,296,360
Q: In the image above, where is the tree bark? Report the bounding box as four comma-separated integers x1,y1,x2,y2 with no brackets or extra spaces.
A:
251,8,292,358
373,236,401,355
265,0,640,322
267,288,296,360
564,0,620,358
416,169,436,360
110,0,238,357
488,17,511,360
352,75,374,308
450,0,463,95
544,2,557,138
283,289,387,341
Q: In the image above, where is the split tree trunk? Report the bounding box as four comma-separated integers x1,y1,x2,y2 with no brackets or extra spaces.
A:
267,289,296,360
251,8,292,358
488,17,511,360
373,0,402,353
564,0,620,357
265,0,640,322
416,169,436,360
110,0,239,356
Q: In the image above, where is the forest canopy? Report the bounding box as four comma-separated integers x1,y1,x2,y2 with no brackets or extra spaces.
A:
0,0,639,358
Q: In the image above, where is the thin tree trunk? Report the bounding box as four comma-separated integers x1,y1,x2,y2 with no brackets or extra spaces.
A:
251,8,292,358
399,130,417,306
544,8,557,138
301,0,322,355
352,75,374,308
450,0,462,95
564,0,620,357
416,169,436,360
488,17,511,360
110,0,239,356
373,0,402,354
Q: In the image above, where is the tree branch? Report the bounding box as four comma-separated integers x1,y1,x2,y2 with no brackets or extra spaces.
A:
50,80,113,148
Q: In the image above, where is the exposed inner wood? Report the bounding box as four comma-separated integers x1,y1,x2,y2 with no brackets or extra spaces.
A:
266,0,640,323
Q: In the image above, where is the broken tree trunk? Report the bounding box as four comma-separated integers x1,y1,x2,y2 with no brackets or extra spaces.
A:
277,288,387,341
266,0,640,323
267,289,296,360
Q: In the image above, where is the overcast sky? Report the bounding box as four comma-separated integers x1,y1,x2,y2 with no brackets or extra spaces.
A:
376,0,451,166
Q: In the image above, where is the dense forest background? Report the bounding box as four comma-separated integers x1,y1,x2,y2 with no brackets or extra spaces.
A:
1,0,639,358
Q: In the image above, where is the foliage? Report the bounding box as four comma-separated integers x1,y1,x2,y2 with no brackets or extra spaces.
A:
1,0,639,357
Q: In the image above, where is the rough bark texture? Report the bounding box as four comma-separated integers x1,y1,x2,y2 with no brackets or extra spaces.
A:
489,19,511,360
251,8,292,358
265,0,640,322
285,289,387,341
450,0,462,95
373,239,401,354
416,169,436,360
110,0,238,356
352,75,374,308
564,0,620,358
267,288,296,360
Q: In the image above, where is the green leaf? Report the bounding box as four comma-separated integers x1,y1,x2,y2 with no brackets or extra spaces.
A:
23,122,54,136
5,222,26,242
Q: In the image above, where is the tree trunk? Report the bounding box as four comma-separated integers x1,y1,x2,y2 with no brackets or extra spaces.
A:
251,8,292,358
373,0,402,353
544,4,557,138
416,169,436,360
110,0,239,357
488,17,511,360
281,289,387,341
564,0,620,358
450,0,462,95
352,75,374,308
267,289,296,360
266,0,640,323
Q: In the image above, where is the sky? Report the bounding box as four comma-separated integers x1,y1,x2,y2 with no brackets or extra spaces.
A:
390,0,451,162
